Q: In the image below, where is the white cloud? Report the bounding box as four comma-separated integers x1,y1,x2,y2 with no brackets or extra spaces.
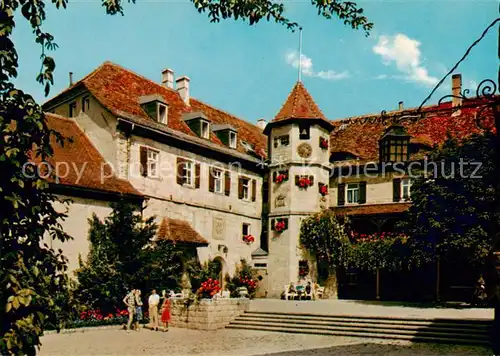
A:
372,34,438,87
374,74,388,80
285,51,349,81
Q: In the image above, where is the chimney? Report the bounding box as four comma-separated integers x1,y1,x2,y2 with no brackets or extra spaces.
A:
162,68,174,89
256,118,267,130
176,76,190,106
69,72,73,86
452,74,462,108
398,101,404,110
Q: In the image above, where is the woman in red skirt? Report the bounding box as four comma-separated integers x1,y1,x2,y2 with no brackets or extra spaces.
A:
160,290,171,332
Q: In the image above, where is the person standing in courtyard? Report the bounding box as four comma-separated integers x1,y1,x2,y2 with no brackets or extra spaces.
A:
148,289,160,331
123,289,136,332
160,290,171,332
134,289,144,331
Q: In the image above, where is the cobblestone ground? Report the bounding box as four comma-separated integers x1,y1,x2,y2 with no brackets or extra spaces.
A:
39,327,490,356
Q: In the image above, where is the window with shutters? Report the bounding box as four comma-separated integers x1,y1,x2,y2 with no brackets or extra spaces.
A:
242,179,250,200
140,146,159,178
213,169,223,194
401,178,412,200
184,161,194,186
147,149,159,178
346,183,359,204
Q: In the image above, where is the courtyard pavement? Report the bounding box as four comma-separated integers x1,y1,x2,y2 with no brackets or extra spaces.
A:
250,298,494,320
39,327,490,356
39,299,493,355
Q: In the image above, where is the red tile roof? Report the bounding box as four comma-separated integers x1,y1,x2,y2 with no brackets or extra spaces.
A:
333,203,411,216
44,62,267,159
157,217,209,245
273,81,330,124
44,113,142,197
330,100,495,161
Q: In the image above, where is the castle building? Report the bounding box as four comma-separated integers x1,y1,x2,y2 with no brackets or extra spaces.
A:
43,65,489,299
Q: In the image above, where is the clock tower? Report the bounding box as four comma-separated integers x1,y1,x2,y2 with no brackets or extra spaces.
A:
264,81,334,297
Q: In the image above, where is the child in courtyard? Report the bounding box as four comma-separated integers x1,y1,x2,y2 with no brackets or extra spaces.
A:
160,290,171,332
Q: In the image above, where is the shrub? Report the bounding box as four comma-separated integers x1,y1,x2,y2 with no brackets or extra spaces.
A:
225,260,259,298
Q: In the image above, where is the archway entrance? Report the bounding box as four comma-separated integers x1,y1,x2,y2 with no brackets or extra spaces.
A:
212,257,227,291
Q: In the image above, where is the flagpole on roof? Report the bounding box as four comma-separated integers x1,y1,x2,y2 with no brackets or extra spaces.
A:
298,27,303,82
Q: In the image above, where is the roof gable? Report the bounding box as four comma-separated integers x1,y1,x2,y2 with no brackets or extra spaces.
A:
157,217,209,245
44,113,141,197
44,62,267,159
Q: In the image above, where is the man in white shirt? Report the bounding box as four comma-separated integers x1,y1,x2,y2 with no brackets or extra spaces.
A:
148,289,160,330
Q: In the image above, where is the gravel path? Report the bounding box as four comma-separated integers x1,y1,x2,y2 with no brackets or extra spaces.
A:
39,327,490,356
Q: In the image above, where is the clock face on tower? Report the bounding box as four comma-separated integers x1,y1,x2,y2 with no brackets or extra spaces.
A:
297,143,312,158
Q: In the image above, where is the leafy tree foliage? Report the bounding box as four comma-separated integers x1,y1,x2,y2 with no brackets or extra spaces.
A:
402,133,496,272
1,0,371,351
74,201,181,314
299,210,350,298
0,82,72,354
349,232,409,272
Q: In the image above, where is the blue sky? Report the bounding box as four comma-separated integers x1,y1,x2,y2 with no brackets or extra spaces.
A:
13,0,499,123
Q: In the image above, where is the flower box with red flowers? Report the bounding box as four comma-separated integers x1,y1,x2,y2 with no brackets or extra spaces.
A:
242,234,255,245
273,218,288,233
319,137,329,150
197,278,221,299
318,183,328,196
274,171,289,184
296,175,314,189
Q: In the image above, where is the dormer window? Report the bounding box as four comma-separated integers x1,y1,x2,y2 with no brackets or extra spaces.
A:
229,131,237,148
138,94,168,124
379,124,410,163
212,124,238,148
158,103,168,124
201,120,210,139
182,112,212,139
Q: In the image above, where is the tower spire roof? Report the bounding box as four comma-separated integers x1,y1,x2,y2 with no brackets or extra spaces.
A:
272,81,327,123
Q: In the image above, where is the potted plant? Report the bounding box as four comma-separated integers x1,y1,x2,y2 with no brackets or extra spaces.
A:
296,176,314,189
319,137,329,150
196,278,221,299
318,183,328,196
274,218,288,233
242,234,255,245
274,171,289,184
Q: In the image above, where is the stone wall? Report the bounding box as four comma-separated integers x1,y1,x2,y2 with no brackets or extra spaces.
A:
170,298,250,330
48,195,113,274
